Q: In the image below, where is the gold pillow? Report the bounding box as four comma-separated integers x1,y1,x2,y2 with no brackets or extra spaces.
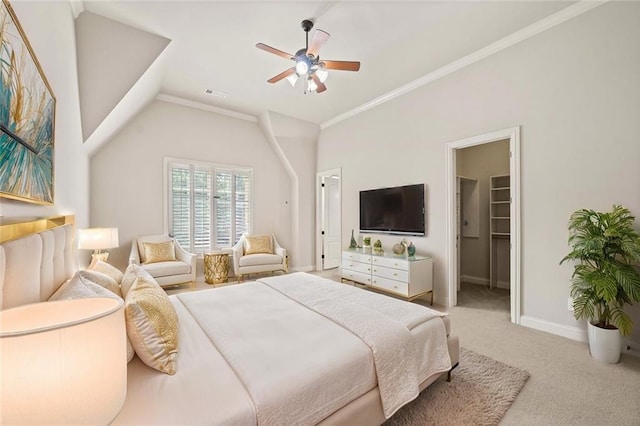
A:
244,234,273,255
143,241,176,264
125,275,179,375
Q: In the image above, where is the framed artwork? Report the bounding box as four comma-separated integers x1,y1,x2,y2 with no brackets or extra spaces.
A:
0,0,55,205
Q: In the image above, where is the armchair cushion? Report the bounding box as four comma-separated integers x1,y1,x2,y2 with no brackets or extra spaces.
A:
239,253,283,267
136,235,172,263
142,261,191,277
143,241,176,264
244,234,273,255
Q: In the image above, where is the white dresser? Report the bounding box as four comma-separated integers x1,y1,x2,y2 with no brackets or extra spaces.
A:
341,249,433,304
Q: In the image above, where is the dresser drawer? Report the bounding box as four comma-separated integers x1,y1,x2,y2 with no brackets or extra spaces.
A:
371,256,408,271
342,251,372,264
371,276,409,296
341,269,371,285
371,265,409,282
341,259,371,275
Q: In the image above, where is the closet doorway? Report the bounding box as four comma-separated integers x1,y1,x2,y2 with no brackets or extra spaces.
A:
446,127,521,324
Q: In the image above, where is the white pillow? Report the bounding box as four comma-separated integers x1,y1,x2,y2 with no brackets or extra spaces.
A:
49,273,135,363
90,260,124,283
77,270,122,297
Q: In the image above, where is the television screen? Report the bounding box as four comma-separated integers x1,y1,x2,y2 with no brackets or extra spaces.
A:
359,184,425,236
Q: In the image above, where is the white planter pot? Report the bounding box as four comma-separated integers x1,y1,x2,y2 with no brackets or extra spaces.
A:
587,321,621,364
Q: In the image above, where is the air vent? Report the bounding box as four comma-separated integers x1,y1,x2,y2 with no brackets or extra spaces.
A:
204,88,228,98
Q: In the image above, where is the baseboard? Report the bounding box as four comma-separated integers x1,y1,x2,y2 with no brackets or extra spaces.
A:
460,275,509,289
623,338,640,358
520,315,587,342
460,275,487,285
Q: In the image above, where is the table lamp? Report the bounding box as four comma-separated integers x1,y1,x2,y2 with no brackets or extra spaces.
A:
78,227,119,263
0,297,127,424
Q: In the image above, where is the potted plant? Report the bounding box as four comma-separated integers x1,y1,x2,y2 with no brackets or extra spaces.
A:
560,205,640,363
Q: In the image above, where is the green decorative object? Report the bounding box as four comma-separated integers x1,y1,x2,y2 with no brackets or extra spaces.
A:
373,239,382,253
560,205,640,336
363,236,371,247
349,229,358,249
407,242,416,257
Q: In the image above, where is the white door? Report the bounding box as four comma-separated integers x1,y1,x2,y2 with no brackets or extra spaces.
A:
456,177,461,292
321,175,341,269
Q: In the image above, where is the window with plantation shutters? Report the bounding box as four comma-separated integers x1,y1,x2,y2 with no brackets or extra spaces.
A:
167,160,252,254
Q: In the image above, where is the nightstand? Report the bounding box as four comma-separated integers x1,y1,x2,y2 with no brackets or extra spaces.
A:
204,251,231,285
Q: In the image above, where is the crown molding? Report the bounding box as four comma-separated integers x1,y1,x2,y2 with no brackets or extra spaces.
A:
321,0,608,130
156,94,258,123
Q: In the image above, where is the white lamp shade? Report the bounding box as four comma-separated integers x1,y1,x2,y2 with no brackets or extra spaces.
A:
78,227,119,250
0,298,127,424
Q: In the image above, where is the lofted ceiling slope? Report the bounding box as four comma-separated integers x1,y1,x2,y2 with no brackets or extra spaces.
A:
80,1,576,129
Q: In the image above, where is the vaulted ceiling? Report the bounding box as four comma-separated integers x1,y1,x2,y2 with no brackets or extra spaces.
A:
78,0,575,148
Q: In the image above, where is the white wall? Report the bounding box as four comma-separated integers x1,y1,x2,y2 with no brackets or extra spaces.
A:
457,139,509,285
0,2,88,230
318,3,640,342
90,100,291,272
260,112,319,271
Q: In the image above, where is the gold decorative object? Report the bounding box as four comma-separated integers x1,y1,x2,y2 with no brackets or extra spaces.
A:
204,251,230,284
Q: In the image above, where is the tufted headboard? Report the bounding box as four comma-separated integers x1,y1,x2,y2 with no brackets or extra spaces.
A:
0,220,77,310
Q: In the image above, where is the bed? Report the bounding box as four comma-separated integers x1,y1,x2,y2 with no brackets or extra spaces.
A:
0,219,459,425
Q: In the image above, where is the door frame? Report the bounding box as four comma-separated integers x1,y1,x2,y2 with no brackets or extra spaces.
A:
446,126,521,324
316,168,342,270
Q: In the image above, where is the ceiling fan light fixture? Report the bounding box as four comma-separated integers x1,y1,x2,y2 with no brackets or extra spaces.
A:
315,67,328,83
286,73,299,87
295,59,309,75
307,77,318,93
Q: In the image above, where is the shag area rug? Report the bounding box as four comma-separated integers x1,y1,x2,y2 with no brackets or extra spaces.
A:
385,348,530,425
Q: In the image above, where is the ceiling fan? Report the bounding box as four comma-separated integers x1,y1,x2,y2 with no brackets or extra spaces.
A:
256,19,360,94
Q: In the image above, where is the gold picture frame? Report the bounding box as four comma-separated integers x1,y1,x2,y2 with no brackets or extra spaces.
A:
0,0,56,205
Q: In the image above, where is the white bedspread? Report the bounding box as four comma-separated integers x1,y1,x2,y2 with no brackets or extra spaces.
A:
258,273,451,418
176,281,376,425
114,273,451,425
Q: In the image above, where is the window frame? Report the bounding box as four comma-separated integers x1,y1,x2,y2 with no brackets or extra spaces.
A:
163,157,253,255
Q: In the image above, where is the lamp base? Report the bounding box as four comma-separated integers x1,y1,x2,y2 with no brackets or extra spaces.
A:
89,252,109,268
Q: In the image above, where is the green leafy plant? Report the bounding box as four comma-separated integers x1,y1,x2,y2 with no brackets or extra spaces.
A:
560,205,640,335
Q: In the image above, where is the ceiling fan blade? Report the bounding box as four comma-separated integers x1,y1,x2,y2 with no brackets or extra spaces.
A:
312,73,327,93
307,29,330,58
256,43,294,60
268,67,295,84
322,60,360,72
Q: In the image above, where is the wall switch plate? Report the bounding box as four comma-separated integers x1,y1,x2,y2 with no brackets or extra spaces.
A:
568,297,574,311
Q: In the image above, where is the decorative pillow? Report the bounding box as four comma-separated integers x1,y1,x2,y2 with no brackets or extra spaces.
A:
143,241,176,264
125,275,179,375
121,263,156,297
77,270,122,297
49,273,135,363
244,234,273,255
90,260,124,284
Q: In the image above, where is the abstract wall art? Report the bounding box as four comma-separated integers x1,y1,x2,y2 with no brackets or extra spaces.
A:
0,0,55,205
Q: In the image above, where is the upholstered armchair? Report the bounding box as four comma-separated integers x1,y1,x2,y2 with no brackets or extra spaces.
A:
129,234,196,289
231,234,287,282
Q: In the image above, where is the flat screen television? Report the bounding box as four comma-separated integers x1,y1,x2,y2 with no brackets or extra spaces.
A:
359,184,425,236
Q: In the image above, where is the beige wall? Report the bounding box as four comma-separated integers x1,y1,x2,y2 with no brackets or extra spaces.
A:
318,3,640,343
90,100,291,272
0,2,89,230
457,139,510,286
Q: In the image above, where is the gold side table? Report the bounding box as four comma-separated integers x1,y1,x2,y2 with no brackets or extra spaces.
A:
204,251,231,285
